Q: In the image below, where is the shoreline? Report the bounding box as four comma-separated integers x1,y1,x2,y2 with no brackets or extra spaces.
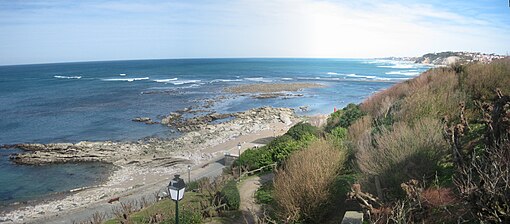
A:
0,107,303,223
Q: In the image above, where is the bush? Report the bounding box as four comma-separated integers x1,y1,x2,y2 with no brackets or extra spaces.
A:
356,118,448,196
220,180,240,210
273,139,346,223
286,122,320,140
330,126,347,140
463,59,510,100
268,134,314,163
255,183,273,204
239,127,317,171
239,147,273,170
326,103,365,131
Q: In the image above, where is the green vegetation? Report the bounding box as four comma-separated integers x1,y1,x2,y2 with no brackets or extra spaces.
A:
220,180,240,210
238,122,318,170
254,182,273,205
325,103,365,132
273,139,346,223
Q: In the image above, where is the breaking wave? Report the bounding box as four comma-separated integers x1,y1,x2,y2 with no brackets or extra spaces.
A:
54,75,82,79
101,77,149,82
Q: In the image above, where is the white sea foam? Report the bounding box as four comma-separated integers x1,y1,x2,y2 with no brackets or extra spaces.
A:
385,71,420,76
281,78,293,80
54,75,82,79
297,75,406,82
102,77,149,82
346,74,377,79
153,78,179,83
362,59,392,64
378,64,416,69
244,77,273,83
210,79,243,83
326,72,338,75
119,74,126,76
167,80,201,85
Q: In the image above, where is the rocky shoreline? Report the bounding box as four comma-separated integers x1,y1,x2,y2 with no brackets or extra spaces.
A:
2,107,296,166
0,107,299,223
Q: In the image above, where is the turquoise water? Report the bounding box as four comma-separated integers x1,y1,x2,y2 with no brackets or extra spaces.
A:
0,58,432,206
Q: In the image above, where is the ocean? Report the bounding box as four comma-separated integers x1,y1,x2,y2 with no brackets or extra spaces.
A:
0,58,432,207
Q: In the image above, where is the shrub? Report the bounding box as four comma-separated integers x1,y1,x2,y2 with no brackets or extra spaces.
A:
255,183,273,204
268,134,314,163
330,126,347,140
463,58,510,101
239,147,273,170
325,103,365,131
399,69,467,124
239,129,317,171
220,180,240,210
347,115,372,145
273,139,346,223
356,118,448,196
285,122,320,140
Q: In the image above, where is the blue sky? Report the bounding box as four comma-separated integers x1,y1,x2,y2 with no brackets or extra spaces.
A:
0,0,509,65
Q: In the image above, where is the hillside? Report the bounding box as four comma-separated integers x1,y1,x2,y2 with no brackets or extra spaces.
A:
348,58,510,222
414,51,506,65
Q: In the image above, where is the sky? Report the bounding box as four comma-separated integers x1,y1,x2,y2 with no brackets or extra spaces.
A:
0,0,509,65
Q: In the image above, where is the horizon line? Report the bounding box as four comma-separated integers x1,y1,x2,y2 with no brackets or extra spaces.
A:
0,56,413,67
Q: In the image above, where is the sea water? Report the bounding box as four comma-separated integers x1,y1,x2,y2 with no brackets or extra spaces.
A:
0,58,432,206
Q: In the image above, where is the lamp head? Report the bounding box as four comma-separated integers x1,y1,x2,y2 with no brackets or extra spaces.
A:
167,174,186,201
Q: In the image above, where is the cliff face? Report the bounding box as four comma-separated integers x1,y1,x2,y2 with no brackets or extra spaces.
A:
414,51,506,66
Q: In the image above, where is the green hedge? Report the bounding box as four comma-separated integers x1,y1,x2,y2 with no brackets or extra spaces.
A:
220,180,240,210
238,130,317,171
325,103,365,132
286,122,320,140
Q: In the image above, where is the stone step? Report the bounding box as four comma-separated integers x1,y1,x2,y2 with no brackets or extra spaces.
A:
341,211,364,224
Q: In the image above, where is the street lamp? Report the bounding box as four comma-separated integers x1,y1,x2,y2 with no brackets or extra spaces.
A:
237,142,242,179
168,175,186,224
187,165,191,183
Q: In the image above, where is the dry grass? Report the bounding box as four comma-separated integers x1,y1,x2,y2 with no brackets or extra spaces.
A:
399,69,467,124
420,187,458,208
463,58,510,100
356,118,448,193
273,139,346,223
347,115,372,147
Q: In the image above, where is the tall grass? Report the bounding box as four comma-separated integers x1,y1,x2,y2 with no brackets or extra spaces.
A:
463,59,510,100
273,139,346,223
356,118,448,195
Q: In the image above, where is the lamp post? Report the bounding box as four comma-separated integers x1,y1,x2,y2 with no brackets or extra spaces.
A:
168,175,186,224
187,165,191,183
237,142,242,179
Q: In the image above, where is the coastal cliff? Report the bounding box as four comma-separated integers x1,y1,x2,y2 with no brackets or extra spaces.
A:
414,51,506,65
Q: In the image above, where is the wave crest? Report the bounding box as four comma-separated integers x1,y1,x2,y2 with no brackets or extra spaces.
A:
54,75,82,79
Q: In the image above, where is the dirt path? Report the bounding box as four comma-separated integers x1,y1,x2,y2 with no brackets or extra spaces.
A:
238,173,274,224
